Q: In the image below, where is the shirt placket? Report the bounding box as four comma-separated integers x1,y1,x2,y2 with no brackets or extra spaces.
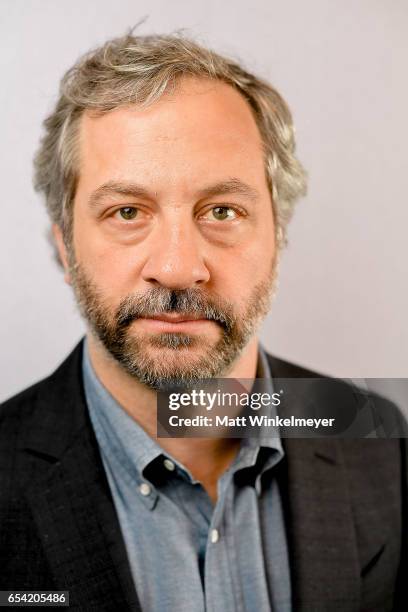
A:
205,470,243,612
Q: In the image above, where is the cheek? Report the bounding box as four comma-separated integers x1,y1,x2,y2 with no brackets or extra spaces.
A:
74,224,143,298
209,207,276,292
97,249,144,300
213,244,274,307
231,225,276,275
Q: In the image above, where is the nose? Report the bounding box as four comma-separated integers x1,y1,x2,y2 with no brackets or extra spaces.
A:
141,218,211,290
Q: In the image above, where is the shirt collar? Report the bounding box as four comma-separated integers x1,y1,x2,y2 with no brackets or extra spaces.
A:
231,345,284,481
83,339,284,495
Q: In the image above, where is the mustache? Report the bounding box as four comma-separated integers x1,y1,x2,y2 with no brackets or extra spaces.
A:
115,287,235,332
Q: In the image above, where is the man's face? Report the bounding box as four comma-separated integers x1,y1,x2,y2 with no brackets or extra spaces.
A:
63,77,277,389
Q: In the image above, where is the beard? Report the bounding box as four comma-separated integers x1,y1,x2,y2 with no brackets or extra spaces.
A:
69,257,278,391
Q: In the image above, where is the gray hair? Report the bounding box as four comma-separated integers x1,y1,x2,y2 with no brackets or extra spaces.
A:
33,32,307,250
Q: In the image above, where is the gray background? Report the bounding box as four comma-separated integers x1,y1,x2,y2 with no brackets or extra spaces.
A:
1,0,407,403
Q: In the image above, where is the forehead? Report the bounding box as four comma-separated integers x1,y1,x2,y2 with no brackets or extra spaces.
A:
77,77,267,190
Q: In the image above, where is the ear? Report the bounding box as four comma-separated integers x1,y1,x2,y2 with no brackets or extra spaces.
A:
52,224,72,284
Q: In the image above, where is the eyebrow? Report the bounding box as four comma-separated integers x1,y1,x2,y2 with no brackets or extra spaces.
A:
88,181,153,208
88,178,260,208
196,179,260,202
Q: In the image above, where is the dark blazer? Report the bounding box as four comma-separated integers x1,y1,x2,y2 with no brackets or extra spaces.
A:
0,341,407,612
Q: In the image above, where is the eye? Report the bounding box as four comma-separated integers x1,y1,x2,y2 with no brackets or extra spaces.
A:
208,206,237,221
116,207,138,221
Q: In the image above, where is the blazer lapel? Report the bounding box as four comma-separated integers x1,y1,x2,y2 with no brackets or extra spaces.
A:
21,342,140,611
267,354,361,611
280,438,360,612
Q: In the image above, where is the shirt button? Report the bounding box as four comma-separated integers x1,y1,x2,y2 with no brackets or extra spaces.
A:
163,458,175,472
210,528,220,544
139,483,151,496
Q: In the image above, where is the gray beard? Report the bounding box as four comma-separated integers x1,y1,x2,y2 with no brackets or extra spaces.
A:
69,261,277,391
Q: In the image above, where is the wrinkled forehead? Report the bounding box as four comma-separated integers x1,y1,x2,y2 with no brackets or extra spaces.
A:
75,76,268,196
80,75,264,146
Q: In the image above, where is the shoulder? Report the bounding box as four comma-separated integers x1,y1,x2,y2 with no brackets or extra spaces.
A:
265,350,407,437
1,378,48,421
0,379,52,454
0,340,86,509
0,341,84,439
268,352,408,521
263,352,323,378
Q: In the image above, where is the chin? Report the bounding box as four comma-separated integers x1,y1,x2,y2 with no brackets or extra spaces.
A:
143,337,214,364
117,335,226,387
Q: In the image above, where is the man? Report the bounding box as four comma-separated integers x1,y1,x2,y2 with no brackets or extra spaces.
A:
0,33,406,611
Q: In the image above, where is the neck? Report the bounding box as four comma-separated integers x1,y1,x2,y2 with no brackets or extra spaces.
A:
87,333,259,501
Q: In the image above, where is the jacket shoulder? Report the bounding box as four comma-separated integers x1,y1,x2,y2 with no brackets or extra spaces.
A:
0,341,84,435
1,377,50,422
264,352,324,378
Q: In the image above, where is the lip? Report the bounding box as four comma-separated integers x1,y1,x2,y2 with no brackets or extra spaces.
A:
135,314,213,332
149,313,206,322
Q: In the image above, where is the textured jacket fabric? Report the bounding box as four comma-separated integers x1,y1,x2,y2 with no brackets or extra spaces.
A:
0,340,407,611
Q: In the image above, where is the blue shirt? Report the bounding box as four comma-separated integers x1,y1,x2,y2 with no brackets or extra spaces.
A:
83,341,292,612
